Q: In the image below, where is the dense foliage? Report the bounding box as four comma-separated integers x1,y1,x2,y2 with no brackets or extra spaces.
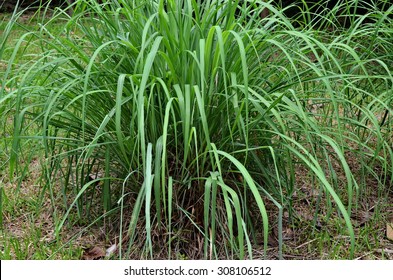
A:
1,0,392,259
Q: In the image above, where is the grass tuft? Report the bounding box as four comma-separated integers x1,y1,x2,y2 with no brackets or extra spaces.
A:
1,0,392,259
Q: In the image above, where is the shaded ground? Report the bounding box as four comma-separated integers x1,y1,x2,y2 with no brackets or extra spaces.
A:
1,136,392,259
0,1,69,12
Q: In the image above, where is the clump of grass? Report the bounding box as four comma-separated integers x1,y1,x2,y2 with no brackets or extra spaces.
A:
3,0,393,259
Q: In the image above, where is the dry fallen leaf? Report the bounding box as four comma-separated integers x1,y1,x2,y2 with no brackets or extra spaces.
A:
106,244,117,257
282,227,295,241
82,246,106,260
387,223,393,241
352,210,372,228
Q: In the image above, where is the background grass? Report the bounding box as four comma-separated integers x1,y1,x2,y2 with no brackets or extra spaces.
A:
1,0,392,259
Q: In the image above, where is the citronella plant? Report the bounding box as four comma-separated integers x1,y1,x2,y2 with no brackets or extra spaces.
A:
6,0,393,259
